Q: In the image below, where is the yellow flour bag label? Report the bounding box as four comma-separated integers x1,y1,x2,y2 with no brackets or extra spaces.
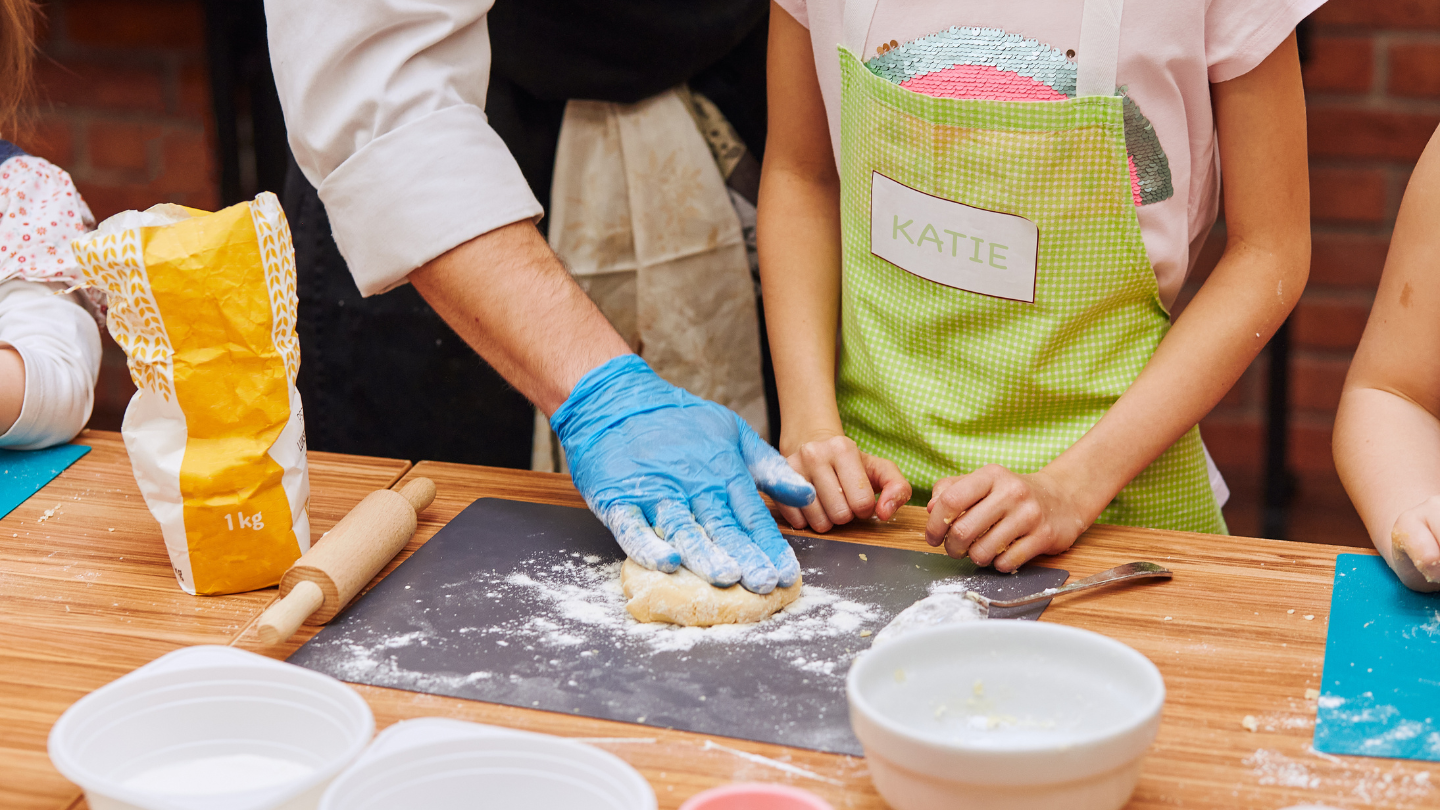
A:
73,193,310,595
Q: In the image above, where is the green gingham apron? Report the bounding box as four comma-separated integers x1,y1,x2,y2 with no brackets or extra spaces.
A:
835,0,1226,533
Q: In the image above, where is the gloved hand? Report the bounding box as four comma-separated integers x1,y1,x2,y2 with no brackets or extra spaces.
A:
551,355,816,594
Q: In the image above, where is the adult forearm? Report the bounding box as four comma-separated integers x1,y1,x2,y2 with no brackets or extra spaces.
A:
1049,240,1306,519
757,165,845,453
409,220,631,415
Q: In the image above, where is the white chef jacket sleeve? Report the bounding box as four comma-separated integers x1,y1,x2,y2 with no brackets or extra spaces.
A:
265,0,543,296
0,280,101,450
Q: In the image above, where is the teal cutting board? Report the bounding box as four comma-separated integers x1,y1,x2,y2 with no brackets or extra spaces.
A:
1314,553,1440,761
0,443,90,520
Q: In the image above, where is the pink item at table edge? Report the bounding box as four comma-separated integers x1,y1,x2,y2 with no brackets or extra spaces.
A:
679,783,835,810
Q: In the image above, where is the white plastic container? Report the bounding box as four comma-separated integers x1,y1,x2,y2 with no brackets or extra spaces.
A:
319,717,656,810
48,646,374,810
847,622,1164,810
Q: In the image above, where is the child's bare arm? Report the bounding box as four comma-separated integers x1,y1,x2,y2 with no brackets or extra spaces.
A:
758,3,910,531
928,34,1310,569
0,346,21,433
1333,126,1440,592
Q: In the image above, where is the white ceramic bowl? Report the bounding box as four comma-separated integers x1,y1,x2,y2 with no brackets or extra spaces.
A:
48,646,374,810
847,622,1164,810
318,718,656,810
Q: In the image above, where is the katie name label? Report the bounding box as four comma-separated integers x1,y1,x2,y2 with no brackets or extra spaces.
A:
869,172,1039,303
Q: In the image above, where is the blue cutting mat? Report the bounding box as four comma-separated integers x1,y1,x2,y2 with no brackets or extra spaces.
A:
0,443,90,520
1314,553,1440,761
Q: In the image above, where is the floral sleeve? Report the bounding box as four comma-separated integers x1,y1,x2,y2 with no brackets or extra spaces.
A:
0,155,95,285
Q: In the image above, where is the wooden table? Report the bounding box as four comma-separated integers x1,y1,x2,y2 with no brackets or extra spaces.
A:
3,435,1436,808
0,431,411,810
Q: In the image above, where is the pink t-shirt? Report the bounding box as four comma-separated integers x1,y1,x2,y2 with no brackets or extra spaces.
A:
773,0,1321,309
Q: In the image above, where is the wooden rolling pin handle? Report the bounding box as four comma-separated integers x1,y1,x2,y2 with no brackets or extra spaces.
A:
256,580,325,645
398,477,436,515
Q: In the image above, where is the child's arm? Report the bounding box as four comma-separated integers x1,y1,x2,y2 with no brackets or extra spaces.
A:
0,280,101,449
758,3,911,532
0,344,21,431
1333,127,1440,592
928,34,1311,570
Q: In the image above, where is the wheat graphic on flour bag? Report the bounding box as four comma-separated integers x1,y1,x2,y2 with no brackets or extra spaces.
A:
72,192,310,595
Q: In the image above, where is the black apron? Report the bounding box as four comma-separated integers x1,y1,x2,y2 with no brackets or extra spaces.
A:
282,0,769,466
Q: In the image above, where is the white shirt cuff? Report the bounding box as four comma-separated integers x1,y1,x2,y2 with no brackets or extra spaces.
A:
318,104,544,296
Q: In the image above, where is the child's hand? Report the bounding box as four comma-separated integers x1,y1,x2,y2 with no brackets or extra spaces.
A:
780,435,911,532
925,465,1089,573
1390,498,1440,590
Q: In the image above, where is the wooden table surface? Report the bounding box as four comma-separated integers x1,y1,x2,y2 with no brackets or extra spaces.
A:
3,433,1435,809
0,431,412,810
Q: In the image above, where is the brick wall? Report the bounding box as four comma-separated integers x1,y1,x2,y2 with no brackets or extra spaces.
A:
20,0,219,430
1198,1,1440,541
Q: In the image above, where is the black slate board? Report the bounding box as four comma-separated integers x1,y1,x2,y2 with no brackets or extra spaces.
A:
289,498,1069,755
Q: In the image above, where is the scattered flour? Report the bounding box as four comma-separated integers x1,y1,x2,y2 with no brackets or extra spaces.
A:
313,552,884,692
500,557,881,658
1244,748,1436,805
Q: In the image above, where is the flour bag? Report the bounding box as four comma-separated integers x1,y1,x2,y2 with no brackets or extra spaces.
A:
72,193,310,595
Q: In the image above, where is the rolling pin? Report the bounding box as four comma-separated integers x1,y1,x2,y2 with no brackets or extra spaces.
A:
256,477,436,645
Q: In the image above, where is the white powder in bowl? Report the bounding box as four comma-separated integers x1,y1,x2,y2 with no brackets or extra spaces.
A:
122,753,313,796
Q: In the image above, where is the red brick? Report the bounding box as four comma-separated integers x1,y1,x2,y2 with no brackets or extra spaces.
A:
76,181,164,221
1198,417,1263,472
1291,355,1352,412
1289,417,1336,474
1310,166,1387,224
1302,36,1374,94
1291,296,1373,351
149,128,212,196
33,58,165,114
1308,233,1389,289
65,0,205,53
1388,42,1440,99
88,120,160,172
1308,107,1440,162
14,115,75,167
176,61,210,123
1314,0,1440,28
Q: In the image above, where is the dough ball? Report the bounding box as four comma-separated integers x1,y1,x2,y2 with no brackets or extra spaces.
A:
620,559,802,626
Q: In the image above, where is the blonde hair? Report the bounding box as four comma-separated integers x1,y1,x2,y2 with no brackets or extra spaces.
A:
0,0,35,139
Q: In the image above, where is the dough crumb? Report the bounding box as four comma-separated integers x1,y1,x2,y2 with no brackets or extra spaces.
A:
1287,609,1295,614
1304,615,1315,621
1305,688,1321,700
1163,616,1172,621
894,669,907,683
859,553,868,561
1241,715,1259,732
859,630,872,637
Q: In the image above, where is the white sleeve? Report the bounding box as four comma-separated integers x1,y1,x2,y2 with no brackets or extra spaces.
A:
0,280,101,449
265,0,543,296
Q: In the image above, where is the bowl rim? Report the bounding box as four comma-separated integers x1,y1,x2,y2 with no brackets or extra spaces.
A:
846,620,1165,756
48,657,375,809
318,719,658,810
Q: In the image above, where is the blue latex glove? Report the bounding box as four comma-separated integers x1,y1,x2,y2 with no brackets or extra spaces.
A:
551,355,816,594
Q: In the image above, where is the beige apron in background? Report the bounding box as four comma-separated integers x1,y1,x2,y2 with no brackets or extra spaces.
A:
532,88,767,472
